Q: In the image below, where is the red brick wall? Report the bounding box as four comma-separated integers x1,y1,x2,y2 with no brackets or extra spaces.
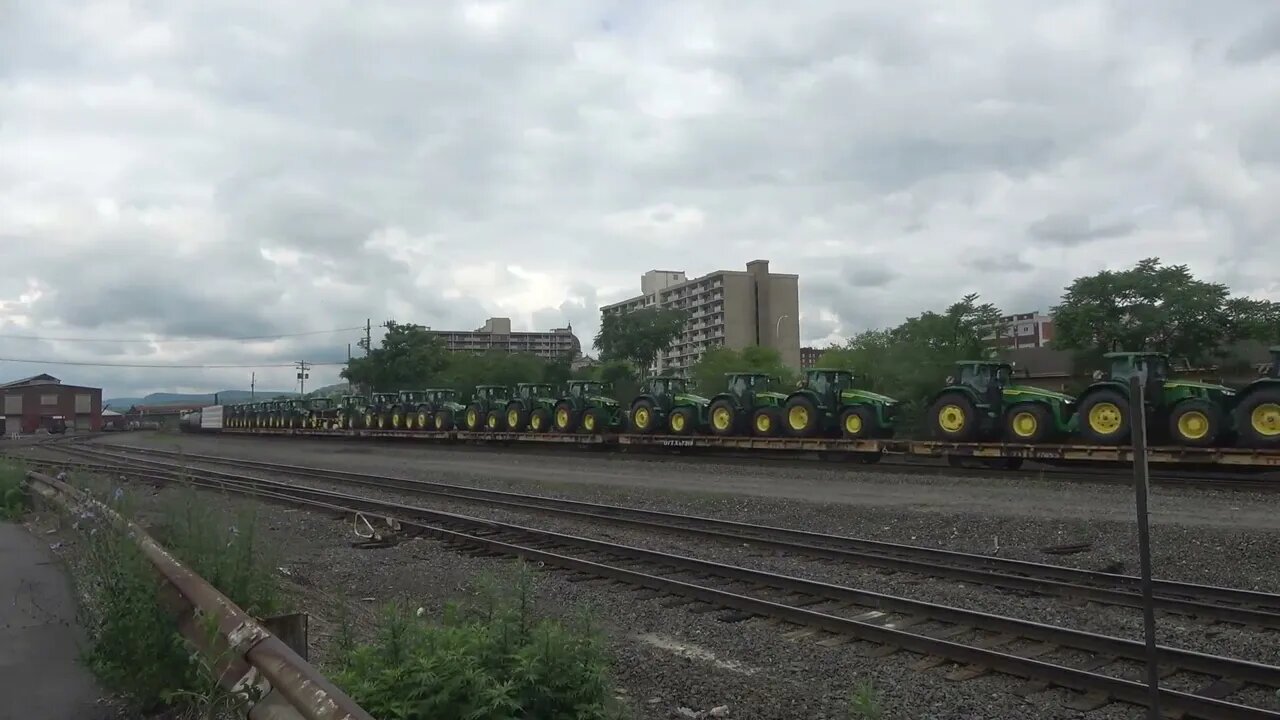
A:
0,384,102,433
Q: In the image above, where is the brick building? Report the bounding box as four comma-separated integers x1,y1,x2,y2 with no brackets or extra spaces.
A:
0,374,102,435
800,346,825,369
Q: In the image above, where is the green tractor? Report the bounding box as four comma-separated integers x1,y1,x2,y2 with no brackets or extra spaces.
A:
276,399,306,429
553,380,624,434
363,392,399,430
301,397,334,428
1075,352,1237,447
428,390,468,431
928,361,1076,443
1234,346,1280,448
244,402,262,428
323,395,365,430
385,390,433,430
778,368,899,439
463,385,512,432
705,373,787,437
503,383,560,432
628,376,710,435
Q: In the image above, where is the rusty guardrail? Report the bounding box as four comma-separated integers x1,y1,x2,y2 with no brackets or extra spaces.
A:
24,470,374,720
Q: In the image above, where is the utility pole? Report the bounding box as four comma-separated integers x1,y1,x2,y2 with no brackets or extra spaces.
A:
296,360,311,396
250,372,256,400
361,319,372,356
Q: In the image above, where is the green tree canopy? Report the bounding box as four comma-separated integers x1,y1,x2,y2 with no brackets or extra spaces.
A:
1050,258,1279,364
340,322,450,392
689,346,796,396
594,308,688,377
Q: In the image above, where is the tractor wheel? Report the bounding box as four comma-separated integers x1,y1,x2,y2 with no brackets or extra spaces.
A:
629,400,657,434
1235,388,1280,448
435,409,454,431
929,393,979,442
784,396,820,437
668,407,695,435
416,408,431,432
839,406,876,440
581,407,607,435
505,402,529,432
752,407,781,437
485,410,502,433
378,414,390,430
391,408,405,430
553,402,578,432
1003,403,1052,444
708,399,738,436
464,405,484,432
1078,390,1131,445
1169,399,1222,447
529,408,550,433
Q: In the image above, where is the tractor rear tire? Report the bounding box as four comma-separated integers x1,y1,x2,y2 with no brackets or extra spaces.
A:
1168,399,1222,447
929,393,979,442
783,396,820,437
629,400,657,434
464,405,485,432
485,409,502,433
505,402,529,432
435,409,454,431
1003,403,1053,444
529,408,551,433
752,407,781,437
582,408,607,434
1235,387,1280,448
708,399,739,436
668,407,695,435
554,402,578,433
1078,390,1131,445
415,407,431,432
839,406,876,440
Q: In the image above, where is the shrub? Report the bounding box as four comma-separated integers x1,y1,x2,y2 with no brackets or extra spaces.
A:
333,564,616,720
0,460,28,519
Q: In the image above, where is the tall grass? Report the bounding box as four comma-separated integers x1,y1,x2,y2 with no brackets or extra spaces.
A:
0,459,28,519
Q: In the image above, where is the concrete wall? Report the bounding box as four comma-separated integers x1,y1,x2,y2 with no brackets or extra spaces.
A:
720,274,756,351
766,275,801,369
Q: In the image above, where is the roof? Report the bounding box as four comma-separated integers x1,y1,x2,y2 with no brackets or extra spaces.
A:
0,374,61,389
102,409,123,417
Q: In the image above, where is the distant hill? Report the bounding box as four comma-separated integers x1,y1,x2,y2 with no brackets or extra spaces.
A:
104,390,297,409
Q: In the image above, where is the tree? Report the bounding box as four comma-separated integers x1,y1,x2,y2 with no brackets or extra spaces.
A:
1051,258,1276,364
689,346,795,395
340,322,450,391
594,308,688,377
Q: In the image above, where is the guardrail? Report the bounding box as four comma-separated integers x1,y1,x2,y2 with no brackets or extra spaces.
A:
24,470,374,720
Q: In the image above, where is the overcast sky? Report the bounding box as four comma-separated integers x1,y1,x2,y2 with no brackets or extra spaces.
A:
4,1,1280,399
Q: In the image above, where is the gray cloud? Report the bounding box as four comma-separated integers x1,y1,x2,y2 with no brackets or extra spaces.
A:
1027,214,1138,246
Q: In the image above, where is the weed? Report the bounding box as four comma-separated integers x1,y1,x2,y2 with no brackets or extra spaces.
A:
0,460,28,519
333,563,617,720
847,678,883,720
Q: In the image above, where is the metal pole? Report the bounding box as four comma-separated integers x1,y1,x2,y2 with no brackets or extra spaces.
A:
1129,375,1161,718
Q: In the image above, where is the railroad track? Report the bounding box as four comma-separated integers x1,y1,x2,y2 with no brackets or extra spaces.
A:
39,441,1280,631
24,446,1280,719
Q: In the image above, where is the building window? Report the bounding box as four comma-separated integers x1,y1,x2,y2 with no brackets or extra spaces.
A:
41,394,58,406
75,394,91,414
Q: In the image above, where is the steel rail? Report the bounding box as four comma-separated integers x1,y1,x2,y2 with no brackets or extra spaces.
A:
60,442,1280,627
38,451,1280,719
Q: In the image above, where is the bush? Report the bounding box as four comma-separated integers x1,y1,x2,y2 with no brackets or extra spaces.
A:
0,460,27,519
333,565,617,720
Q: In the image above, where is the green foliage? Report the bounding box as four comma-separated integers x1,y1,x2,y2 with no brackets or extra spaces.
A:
690,346,796,396
342,321,451,392
818,294,1003,433
594,308,688,377
437,351,565,402
846,679,883,720
0,460,27,519
1051,258,1280,364
333,565,616,720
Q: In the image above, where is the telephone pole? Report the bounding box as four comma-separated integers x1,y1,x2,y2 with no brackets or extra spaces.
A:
295,360,311,396
250,372,256,400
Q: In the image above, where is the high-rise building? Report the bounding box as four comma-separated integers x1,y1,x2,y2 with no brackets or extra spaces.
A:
428,317,581,361
800,346,824,369
986,312,1055,349
600,260,801,376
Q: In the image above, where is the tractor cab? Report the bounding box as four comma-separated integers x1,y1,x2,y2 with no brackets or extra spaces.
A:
371,392,398,407
567,380,612,400
1233,346,1280,447
338,395,364,409
949,361,1013,407
1100,352,1169,403
474,385,510,403
398,390,429,404
515,383,557,401
644,376,691,407
725,373,784,407
306,397,333,410
801,368,856,400
427,389,459,403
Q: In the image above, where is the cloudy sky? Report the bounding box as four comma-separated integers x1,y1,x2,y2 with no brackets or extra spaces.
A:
4,1,1280,399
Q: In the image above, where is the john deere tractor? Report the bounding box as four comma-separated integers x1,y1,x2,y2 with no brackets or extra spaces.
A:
429,390,467,431
301,397,334,428
386,390,432,430
274,400,303,428
779,369,899,438
704,373,787,437
928,361,1076,443
553,381,624,434
463,385,512,432
327,395,366,429
362,393,399,430
1075,352,1236,447
628,376,710,435
1234,346,1280,448
504,383,560,432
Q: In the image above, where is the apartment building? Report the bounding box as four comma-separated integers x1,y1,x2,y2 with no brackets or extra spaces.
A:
428,317,582,361
800,346,825,369
986,311,1055,349
600,260,801,376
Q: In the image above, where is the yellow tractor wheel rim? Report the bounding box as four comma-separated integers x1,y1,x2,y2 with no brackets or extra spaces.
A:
844,413,862,435
788,406,809,430
671,413,685,432
392,413,401,428
1176,410,1210,440
418,412,428,428
466,410,477,427
487,415,497,429
508,410,520,428
938,404,965,432
1252,403,1280,437
556,409,570,428
584,414,596,431
436,415,445,430
531,415,542,430
377,416,385,429
1011,411,1038,438
634,408,650,428
365,414,374,427
755,413,771,433
1087,402,1122,434
712,407,732,430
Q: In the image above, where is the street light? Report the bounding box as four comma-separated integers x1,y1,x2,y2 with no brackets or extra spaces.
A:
775,314,790,340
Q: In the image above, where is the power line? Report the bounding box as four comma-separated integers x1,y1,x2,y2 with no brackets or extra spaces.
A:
0,357,348,369
0,326,365,344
